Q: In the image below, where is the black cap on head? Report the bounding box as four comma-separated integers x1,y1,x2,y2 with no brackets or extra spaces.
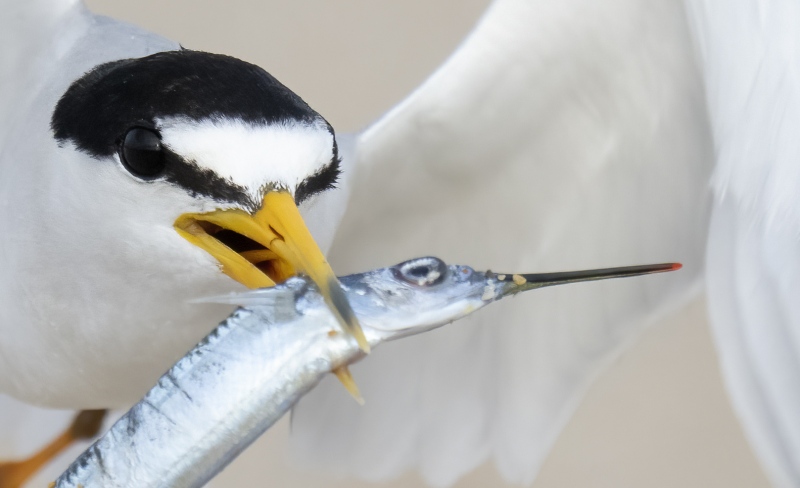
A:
52,49,323,158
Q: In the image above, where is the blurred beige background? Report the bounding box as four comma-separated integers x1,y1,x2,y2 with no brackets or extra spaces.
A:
82,1,770,486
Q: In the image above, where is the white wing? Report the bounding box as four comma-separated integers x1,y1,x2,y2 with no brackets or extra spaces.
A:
291,0,713,485
687,1,800,486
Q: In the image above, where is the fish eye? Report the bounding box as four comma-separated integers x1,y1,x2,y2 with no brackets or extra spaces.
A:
394,257,447,286
120,127,165,178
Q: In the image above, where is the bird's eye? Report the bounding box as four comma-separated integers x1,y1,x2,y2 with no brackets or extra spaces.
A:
394,257,447,286
120,127,165,178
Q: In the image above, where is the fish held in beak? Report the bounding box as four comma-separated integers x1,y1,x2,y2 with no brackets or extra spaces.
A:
175,191,369,352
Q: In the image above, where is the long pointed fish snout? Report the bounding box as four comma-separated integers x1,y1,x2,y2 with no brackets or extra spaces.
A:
489,263,682,298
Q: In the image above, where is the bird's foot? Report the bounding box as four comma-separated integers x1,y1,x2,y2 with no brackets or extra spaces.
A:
0,409,106,488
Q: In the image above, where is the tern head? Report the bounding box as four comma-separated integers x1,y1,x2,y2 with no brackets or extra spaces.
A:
50,50,366,349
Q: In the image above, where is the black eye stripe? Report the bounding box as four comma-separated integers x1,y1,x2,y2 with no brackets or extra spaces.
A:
295,152,341,204
161,153,254,209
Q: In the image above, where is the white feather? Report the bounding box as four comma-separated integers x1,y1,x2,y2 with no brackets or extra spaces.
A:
291,0,712,485
686,0,800,485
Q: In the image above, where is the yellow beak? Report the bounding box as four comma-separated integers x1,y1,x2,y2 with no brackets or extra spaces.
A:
174,191,369,352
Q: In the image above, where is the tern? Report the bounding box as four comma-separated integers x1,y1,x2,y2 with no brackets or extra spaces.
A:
2,0,796,487
1,1,368,484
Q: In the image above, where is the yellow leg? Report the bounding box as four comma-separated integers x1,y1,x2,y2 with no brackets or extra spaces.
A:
0,409,106,488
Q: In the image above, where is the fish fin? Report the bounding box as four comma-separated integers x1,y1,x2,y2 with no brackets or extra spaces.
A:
189,287,296,307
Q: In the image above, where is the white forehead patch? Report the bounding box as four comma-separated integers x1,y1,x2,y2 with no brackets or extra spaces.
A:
157,116,334,199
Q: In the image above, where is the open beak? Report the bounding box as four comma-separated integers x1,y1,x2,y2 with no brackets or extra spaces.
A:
175,191,369,352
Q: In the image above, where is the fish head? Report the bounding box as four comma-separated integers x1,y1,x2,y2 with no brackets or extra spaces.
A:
338,257,501,342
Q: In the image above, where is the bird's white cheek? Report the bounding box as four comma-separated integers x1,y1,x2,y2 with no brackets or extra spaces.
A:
0,144,250,407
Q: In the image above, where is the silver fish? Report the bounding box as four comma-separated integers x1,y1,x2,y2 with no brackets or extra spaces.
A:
54,257,679,488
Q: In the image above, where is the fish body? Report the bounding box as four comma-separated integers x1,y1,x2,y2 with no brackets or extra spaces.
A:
54,257,676,488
